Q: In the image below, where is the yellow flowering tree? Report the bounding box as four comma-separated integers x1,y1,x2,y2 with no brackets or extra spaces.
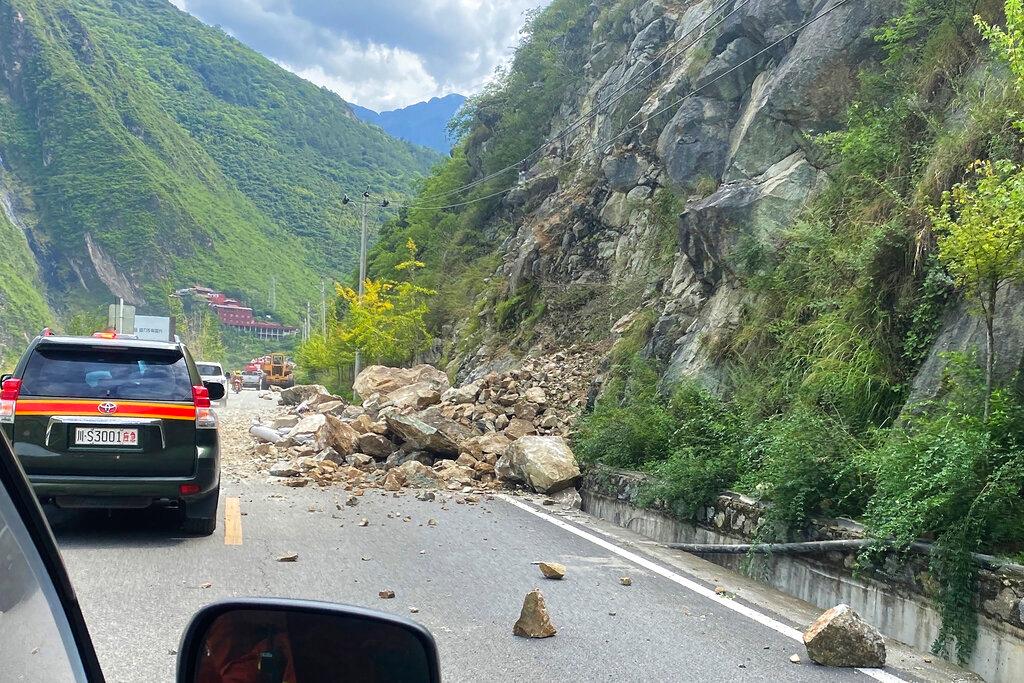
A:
299,239,435,376
337,239,435,364
931,160,1024,418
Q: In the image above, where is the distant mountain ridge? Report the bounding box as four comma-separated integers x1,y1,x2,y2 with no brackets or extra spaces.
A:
352,94,466,153
0,0,439,360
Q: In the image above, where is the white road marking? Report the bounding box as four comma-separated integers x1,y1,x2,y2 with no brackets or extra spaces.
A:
502,495,907,683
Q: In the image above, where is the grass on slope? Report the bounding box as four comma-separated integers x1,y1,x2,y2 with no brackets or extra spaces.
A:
0,208,51,367
0,0,438,328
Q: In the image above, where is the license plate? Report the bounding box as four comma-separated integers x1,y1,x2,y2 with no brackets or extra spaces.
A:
74,427,139,446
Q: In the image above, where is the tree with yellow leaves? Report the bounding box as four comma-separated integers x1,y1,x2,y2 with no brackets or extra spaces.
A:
931,160,1024,419
298,239,435,378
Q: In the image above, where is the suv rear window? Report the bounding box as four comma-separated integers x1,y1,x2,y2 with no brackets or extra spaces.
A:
196,364,222,376
20,346,193,401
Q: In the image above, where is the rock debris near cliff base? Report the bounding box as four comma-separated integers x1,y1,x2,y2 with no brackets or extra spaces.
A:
243,355,589,501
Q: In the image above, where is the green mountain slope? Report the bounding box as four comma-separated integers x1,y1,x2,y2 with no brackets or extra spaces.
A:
0,0,437,336
0,202,51,364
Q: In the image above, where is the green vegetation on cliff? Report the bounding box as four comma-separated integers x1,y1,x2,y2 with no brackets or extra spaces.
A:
367,0,595,337
579,0,1024,662
0,208,51,366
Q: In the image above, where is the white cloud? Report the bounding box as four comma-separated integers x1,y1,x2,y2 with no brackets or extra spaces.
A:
176,0,551,110
281,40,441,111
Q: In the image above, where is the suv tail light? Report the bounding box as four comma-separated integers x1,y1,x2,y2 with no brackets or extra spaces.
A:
192,385,211,408
1,378,21,424
192,385,217,429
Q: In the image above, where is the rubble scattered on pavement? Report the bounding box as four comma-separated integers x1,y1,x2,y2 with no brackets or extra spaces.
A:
803,604,886,668
513,589,557,638
276,553,299,562
243,351,595,498
537,562,566,580
378,590,396,599
619,576,632,586
789,654,801,664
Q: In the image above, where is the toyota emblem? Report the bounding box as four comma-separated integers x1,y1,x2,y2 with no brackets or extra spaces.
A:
98,402,118,414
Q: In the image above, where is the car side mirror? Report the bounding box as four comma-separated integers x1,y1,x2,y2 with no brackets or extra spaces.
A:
176,599,441,683
0,373,11,383
204,381,226,401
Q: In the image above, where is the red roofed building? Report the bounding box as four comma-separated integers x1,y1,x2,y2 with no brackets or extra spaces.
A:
181,285,298,340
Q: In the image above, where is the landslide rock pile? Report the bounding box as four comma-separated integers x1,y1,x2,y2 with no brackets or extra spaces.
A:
246,353,592,499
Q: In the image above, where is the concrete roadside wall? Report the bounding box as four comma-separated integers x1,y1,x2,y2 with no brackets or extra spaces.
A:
581,466,1024,683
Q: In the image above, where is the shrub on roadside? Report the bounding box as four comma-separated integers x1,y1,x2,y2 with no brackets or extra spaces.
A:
862,357,1024,662
574,358,676,469
639,382,746,518
739,406,871,540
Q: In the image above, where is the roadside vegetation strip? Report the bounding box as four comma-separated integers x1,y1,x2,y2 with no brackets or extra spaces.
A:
224,497,243,546
502,496,907,683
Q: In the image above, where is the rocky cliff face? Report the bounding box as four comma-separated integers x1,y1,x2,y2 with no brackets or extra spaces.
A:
450,0,1023,407
456,0,908,388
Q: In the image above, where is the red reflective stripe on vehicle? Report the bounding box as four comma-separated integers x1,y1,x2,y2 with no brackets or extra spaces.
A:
14,399,196,420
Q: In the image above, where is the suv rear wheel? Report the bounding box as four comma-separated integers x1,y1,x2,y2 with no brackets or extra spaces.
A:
181,515,216,536
181,485,219,536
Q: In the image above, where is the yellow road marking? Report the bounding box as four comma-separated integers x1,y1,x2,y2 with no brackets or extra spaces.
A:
224,497,242,546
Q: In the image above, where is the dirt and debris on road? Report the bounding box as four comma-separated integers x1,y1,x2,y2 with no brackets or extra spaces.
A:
234,350,599,503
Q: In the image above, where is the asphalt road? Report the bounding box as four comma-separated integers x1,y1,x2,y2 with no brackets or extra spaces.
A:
49,391,927,683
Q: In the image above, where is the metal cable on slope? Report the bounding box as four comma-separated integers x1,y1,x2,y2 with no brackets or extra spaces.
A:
408,0,753,205
391,0,854,212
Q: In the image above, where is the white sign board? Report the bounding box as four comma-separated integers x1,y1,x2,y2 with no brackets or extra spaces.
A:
134,315,173,342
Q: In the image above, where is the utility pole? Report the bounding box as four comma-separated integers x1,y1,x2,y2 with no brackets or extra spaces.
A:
320,277,327,337
305,301,310,341
354,190,369,379
268,276,276,311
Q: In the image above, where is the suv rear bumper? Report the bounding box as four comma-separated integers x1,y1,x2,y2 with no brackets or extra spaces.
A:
28,458,219,508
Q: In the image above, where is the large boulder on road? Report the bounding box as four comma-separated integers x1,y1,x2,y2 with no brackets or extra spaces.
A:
281,413,358,456
279,384,332,406
496,436,580,493
803,604,886,668
315,414,360,456
354,365,450,398
384,381,443,410
434,460,478,485
283,414,326,444
393,460,443,488
357,433,395,459
271,415,300,431
385,412,470,456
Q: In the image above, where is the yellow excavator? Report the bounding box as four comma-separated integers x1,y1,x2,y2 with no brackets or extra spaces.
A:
259,353,295,389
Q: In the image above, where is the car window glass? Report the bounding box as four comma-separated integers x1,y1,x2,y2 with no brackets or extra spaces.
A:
21,347,192,401
0,487,81,682
196,364,221,376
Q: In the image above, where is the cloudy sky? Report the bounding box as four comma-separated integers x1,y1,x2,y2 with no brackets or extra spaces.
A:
169,0,552,111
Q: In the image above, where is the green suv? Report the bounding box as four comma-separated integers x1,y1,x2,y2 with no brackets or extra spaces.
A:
0,333,223,535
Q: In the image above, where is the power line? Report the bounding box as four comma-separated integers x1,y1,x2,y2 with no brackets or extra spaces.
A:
408,0,753,205
389,0,854,213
